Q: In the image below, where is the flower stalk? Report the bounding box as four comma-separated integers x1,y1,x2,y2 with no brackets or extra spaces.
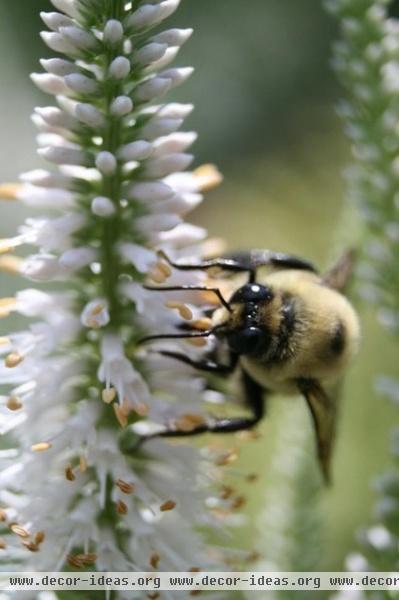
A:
0,0,227,586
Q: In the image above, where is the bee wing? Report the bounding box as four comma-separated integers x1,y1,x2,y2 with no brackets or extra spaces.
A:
298,378,337,484
322,249,356,292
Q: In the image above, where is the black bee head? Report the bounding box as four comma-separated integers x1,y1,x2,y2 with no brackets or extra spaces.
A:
221,283,273,356
229,283,273,304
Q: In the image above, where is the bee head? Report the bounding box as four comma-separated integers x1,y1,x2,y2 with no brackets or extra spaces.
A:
218,283,274,356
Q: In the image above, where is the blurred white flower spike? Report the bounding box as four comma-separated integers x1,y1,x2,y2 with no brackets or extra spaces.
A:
326,0,399,586
0,0,227,583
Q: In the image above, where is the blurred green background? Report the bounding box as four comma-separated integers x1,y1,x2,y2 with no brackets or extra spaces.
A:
0,0,398,582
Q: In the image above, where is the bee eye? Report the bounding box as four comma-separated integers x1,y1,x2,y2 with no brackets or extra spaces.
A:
227,326,268,356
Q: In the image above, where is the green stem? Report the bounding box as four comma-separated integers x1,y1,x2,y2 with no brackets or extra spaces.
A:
100,14,124,324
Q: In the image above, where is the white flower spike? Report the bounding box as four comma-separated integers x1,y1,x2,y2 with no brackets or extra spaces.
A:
0,0,228,585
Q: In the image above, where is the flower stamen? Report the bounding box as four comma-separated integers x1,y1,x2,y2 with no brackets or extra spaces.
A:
115,479,135,494
149,551,160,568
79,456,88,473
6,395,23,411
191,317,213,331
65,464,76,482
0,183,21,201
116,500,128,515
0,255,23,274
5,352,24,368
165,300,193,320
35,531,45,545
22,541,40,552
10,525,29,538
159,500,176,512
102,387,116,404
192,164,223,191
31,442,52,452
113,404,128,428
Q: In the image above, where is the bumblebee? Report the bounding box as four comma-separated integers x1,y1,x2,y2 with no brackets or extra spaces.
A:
140,249,360,483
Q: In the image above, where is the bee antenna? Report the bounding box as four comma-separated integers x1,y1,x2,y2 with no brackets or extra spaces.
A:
248,269,257,283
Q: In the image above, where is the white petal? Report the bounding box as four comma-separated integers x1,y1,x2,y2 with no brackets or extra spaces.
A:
109,56,131,79
50,0,79,18
136,213,181,232
23,213,85,251
151,191,202,215
122,282,147,313
31,73,69,96
156,0,182,21
17,185,75,210
31,113,59,134
40,31,76,55
144,153,193,178
38,146,88,166
158,103,194,119
135,43,167,66
34,106,78,130
19,169,71,189
60,165,101,183
127,181,174,201
91,196,116,217
36,132,73,148
152,28,193,47
40,58,78,76
59,246,97,270
75,103,105,128
16,289,57,318
59,26,98,50
118,243,156,272
40,11,73,31
164,171,198,192
153,132,197,156
81,299,110,329
141,117,183,140
56,94,78,116
64,73,99,95
148,46,179,72
22,254,62,281
126,1,182,31
117,141,152,162
110,96,133,117
159,67,194,89
103,19,124,45
156,223,207,246
95,151,117,175
126,4,159,30
134,77,171,103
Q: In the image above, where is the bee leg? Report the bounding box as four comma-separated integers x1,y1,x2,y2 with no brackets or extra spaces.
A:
142,370,265,439
153,350,238,374
297,377,336,485
156,249,317,283
155,249,253,275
